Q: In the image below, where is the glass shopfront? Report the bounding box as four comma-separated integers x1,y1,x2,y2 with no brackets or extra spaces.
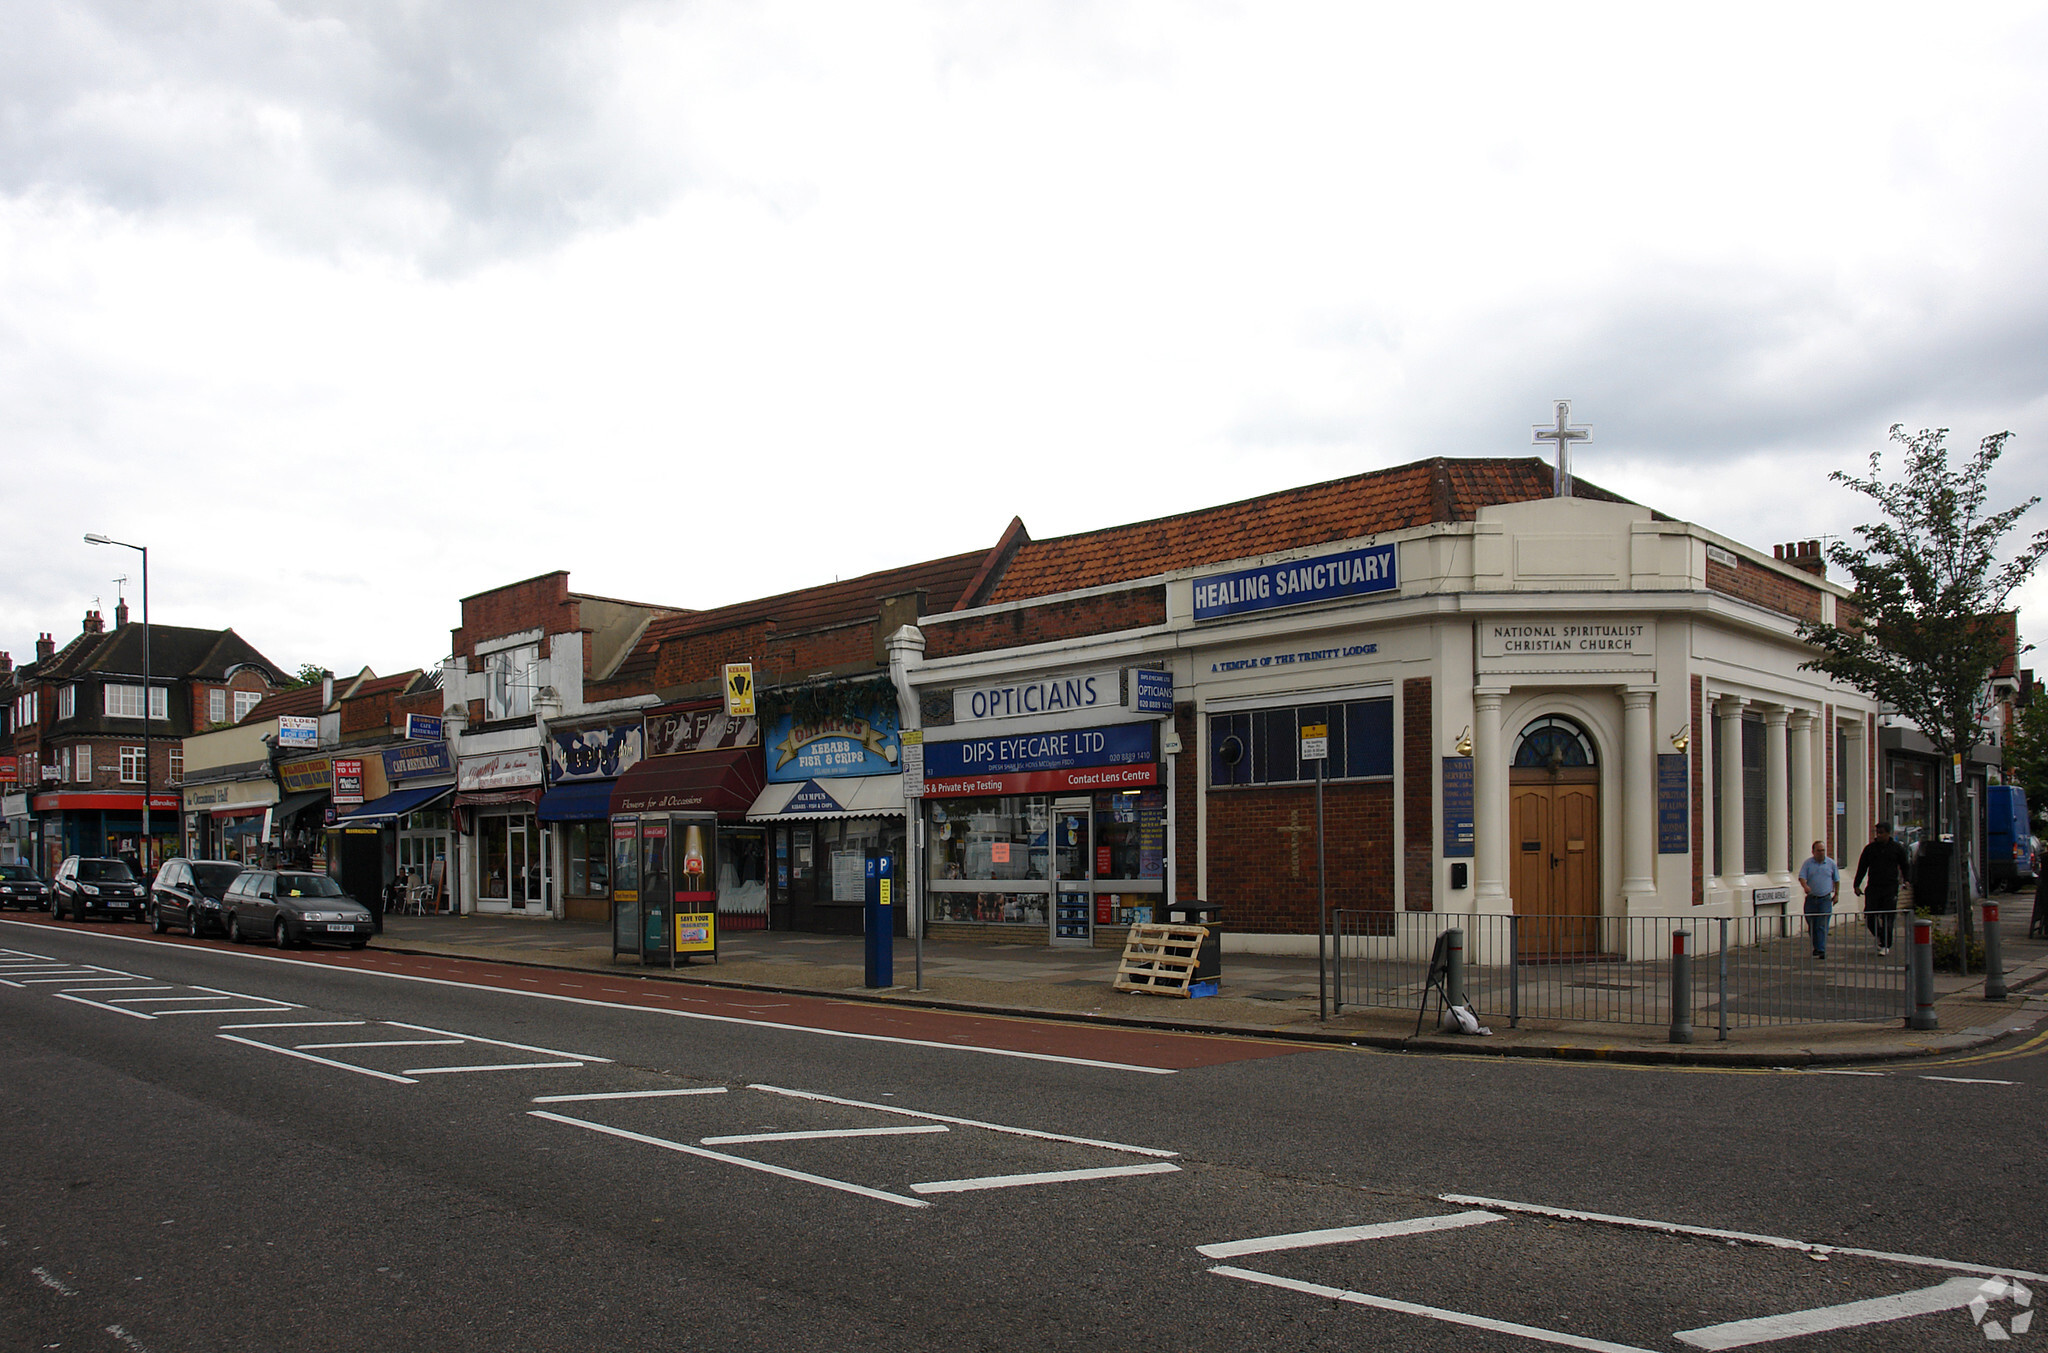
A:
478,811,541,908
397,807,451,911
924,787,1166,944
770,818,904,933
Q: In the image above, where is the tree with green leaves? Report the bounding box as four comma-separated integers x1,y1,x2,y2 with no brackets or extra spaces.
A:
279,662,329,690
2005,695,2048,829
1798,425,2047,953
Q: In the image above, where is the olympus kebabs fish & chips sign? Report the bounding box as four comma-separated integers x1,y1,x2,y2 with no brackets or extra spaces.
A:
1192,543,1397,621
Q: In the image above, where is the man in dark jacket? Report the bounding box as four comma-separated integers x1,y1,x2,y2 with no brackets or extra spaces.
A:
1853,822,1911,954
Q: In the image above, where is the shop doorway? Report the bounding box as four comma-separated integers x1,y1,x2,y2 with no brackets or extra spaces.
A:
1052,798,1092,945
1509,716,1603,956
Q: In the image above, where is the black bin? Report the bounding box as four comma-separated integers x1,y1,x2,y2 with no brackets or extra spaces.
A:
1166,903,1222,982
1913,840,1953,915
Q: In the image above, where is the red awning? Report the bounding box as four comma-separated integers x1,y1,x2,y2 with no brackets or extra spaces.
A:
211,804,270,820
454,786,544,809
608,749,766,819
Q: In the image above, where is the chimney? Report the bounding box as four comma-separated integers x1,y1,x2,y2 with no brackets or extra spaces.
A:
1783,540,1827,579
0,652,10,675
115,599,129,628
81,609,103,635
36,633,54,661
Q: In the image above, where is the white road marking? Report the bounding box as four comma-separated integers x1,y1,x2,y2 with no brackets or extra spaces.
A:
1438,1194,2048,1283
911,1162,1181,1194
106,994,240,1003
703,1125,948,1145
529,1110,929,1209
217,1034,417,1083
72,986,176,996
532,1088,729,1103
53,993,154,1018
221,1021,366,1029
189,983,298,1006
1802,1069,1886,1076
19,975,138,983
382,1021,610,1063
1,919,1183,1074
751,1085,1181,1158
1197,1211,1503,1259
1209,1265,1661,1353
154,1007,303,1016
402,1062,584,1075
1920,1075,2019,1086
1675,1275,1986,1349
297,1039,465,1049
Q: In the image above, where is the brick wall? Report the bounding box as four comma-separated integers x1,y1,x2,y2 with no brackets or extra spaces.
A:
1173,703,1197,904
1705,559,1823,623
924,587,1167,659
654,620,777,690
1204,781,1393,933
451,572,580,666
1403,677,1433,911
340,691,391,736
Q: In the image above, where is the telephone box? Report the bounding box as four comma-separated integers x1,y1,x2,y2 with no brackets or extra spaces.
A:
611,811,720,966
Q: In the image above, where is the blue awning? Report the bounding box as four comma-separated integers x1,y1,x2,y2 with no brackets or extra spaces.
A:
538,780,615,823
332,782,454,828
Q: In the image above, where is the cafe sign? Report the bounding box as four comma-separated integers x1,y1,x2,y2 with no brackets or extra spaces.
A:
458,749,544,792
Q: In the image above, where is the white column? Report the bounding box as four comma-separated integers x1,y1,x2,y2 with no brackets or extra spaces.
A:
1842,718,1868,851
1717,695,1747,887
1474,689,1508,911
1789,711,1815,874
1622,688,1657,908
1764,705,1790,886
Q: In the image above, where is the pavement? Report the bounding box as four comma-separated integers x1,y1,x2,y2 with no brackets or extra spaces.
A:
370,908,2048,1067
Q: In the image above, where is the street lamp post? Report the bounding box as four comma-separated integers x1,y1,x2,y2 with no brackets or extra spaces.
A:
84,535,151,870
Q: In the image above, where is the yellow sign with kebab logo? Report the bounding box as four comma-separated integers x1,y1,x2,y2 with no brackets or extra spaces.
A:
723,663,755,719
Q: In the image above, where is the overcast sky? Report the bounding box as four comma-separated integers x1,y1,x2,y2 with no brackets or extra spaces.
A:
5,1,2046,682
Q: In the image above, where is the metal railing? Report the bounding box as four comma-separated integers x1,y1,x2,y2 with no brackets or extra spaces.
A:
1333,908,1909,1038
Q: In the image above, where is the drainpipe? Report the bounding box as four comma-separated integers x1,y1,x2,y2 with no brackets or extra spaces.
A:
885,625,926,971
442,698,469,915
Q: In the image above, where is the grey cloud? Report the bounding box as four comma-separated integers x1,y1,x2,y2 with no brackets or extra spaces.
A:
0,0,683,268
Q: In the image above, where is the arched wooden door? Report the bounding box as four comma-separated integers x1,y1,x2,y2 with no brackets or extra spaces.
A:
1509,716,1603,957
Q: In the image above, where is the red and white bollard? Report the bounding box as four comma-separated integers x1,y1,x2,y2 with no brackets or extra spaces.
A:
1908,918,1939,1030
1983,903,2008,1002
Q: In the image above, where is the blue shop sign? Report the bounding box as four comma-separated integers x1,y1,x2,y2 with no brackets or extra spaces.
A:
766,706,901,784
1131,669,1173,714
548,723,644,784
381,740,454,782
923,723,1154,779
1192,543,1398,622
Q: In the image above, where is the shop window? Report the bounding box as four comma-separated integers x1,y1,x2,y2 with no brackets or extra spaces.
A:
1209,699,1393,787
480,816,510,899
1092,788,1167,881
927,797,1051,881
566,822,610,897
119,746,145,784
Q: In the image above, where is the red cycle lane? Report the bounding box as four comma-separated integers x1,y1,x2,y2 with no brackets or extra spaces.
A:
16,916,1307,1072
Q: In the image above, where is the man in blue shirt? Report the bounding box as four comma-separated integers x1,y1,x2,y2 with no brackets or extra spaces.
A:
1797,840,1841,958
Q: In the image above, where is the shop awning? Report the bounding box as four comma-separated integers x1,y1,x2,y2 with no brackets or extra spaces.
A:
455,786,544,809
538,780,616,823
745,775,905,822
332,782,454,829
211,804,269,820
609,749,765,819
274,789,327,821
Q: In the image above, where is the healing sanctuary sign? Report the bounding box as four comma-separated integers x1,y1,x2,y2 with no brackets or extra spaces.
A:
1192,543,1397,622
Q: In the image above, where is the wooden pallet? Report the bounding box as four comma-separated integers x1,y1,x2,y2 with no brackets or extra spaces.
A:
1114,923,1210,997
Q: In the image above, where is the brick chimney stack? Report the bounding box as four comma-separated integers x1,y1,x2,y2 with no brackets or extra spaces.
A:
82,609,104,635
115,599,129,628
1773,540,1827,579
36,633,54,661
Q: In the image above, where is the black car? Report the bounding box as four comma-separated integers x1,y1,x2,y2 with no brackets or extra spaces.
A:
52,856,147,921
149,858,245,936
221,870,374,949
0,862,50,911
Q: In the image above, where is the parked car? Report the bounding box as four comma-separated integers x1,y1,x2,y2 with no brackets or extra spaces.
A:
0,862,51,911
221,870,373,949
149,858,244,936
51,856,147,921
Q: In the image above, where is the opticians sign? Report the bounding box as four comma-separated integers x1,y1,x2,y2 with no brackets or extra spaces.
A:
1192,543,1397,622
920,723,1155,797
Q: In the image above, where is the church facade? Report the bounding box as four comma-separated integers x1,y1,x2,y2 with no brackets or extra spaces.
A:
888,457,1879,954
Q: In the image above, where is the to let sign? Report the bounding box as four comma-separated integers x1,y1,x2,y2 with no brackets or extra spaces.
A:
332,759,365,805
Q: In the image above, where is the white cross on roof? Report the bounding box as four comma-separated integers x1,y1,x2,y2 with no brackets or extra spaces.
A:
1533,400,1590,497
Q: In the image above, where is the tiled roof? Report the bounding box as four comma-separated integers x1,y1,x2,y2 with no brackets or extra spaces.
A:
600,549,995,694
33,623,282,684
984,457,1637,604
241,683,330,723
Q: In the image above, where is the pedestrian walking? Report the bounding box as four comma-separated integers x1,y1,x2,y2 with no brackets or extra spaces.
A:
1852,822,1911,954
1797,840,1840,959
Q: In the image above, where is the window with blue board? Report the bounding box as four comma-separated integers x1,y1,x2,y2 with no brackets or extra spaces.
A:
1210,699,1393,786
